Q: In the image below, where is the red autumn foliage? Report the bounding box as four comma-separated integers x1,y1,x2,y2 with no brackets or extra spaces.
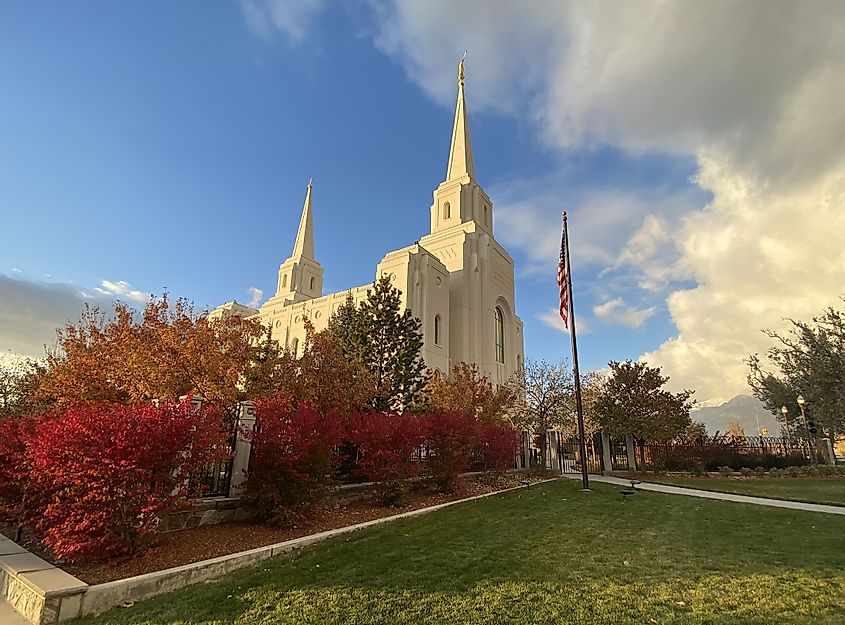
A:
422,411,481,492
479,423,522,475
0,415,38,518
345,411,425,502
245,396,342,526
25,399,229,562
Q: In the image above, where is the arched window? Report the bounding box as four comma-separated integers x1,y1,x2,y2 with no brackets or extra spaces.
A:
281,274,288,288
443,201,451,220
494,307,505,364
434,314,441,345
484,204,489,225
291,338,299,357
309,276,315,290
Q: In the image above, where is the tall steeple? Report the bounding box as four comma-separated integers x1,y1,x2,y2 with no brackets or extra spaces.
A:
291,178,315,259
428,56,493,236
445,55,476,182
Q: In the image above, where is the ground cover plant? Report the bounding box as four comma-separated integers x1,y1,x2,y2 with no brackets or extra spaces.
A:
647,476,845,506
70,479,845,625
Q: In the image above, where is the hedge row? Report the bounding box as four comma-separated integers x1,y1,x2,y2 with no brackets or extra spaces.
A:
643,450,811,472
0,397,521,562
243,397,521,524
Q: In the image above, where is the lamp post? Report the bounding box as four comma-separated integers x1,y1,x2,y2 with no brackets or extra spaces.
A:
797,395,816,464
780,405,792,443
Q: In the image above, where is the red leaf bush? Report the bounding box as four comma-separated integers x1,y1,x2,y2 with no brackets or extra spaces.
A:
0,415,38,519
479,423,521,475
244,397,342,526
422,411,480,492
25,399,228,562
346,411,425,505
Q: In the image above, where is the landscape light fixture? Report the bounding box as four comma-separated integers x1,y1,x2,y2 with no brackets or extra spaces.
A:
780,405,793,442
795,394,818,463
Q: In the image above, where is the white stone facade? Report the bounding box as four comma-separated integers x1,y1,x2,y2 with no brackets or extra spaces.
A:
213,63,524,385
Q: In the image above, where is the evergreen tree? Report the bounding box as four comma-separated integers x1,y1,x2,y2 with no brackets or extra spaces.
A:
326,292,367,363
327,276,426,411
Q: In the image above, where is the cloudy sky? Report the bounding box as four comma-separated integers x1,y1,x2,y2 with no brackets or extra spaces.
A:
1,1,844,404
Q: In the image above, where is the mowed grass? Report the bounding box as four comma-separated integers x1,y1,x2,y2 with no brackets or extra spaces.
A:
72,479,845,625
648,477,845,506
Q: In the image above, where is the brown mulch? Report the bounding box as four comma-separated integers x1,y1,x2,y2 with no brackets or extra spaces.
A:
0,475,543,585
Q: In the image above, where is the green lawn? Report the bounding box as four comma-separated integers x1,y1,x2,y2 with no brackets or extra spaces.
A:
72,479,845,625
648,477,845,506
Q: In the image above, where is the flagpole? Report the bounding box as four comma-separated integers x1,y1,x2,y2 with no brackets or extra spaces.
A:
563,211,590,491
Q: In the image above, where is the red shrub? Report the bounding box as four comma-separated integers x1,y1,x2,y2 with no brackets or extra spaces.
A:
245,397,342,526
423,411,480,492
0,416,38,519
479,423,521,474
26,399,228,562
346,411,425,504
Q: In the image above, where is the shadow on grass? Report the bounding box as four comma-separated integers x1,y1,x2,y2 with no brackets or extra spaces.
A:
71,480,845,625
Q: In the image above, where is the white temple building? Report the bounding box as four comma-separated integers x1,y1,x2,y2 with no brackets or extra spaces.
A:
213,62,524,385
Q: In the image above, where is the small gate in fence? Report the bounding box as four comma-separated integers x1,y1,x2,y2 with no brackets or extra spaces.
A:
554,432,605,475
195,404,238,497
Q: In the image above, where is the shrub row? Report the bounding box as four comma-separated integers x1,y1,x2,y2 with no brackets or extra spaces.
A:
244,397,521,524
0,400,229,563
718,465,845,478
0,398,521,562
645,450,811,472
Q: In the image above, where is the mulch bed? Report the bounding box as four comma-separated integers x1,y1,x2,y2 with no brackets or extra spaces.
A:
1,474,545,585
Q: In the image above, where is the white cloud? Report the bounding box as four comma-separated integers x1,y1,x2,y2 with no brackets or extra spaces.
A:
643,158,845,401
537,307,590,335
593,298,656,329
239,0,328,43
246,287,264,308
358,0,845,404
238,1,845,403
0,274,156,362
95,279,150,304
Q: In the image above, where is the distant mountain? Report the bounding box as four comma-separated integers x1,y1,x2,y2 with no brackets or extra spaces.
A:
691,394,782,436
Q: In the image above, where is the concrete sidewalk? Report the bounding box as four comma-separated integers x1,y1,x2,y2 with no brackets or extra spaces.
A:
563,474,845,516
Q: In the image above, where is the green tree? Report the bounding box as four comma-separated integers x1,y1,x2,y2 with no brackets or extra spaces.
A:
326,292,367,363
512,359,574,468
595,360,694,442
747,304,845,440
328,276,426,412
0,358,47,418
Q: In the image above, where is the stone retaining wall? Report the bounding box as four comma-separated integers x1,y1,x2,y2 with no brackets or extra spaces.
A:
0,537,88,624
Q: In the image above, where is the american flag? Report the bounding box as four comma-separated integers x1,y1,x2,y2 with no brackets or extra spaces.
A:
557,221,569,328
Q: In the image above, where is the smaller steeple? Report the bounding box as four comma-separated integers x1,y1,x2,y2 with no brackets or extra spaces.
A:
266,178,324,306
446,52,476,182
291,178,315,260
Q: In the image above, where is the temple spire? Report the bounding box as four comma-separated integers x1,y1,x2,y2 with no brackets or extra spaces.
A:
291,178,315,260
445,54,476,182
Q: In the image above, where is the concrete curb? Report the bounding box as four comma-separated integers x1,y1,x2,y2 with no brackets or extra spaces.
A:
79,478,558,617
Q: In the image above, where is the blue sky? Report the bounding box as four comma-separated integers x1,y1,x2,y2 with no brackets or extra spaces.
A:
2,2,844,405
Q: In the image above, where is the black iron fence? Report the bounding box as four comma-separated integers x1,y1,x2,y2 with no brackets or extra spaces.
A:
632,436,811,472
194,410,238,497
555,432,604,475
